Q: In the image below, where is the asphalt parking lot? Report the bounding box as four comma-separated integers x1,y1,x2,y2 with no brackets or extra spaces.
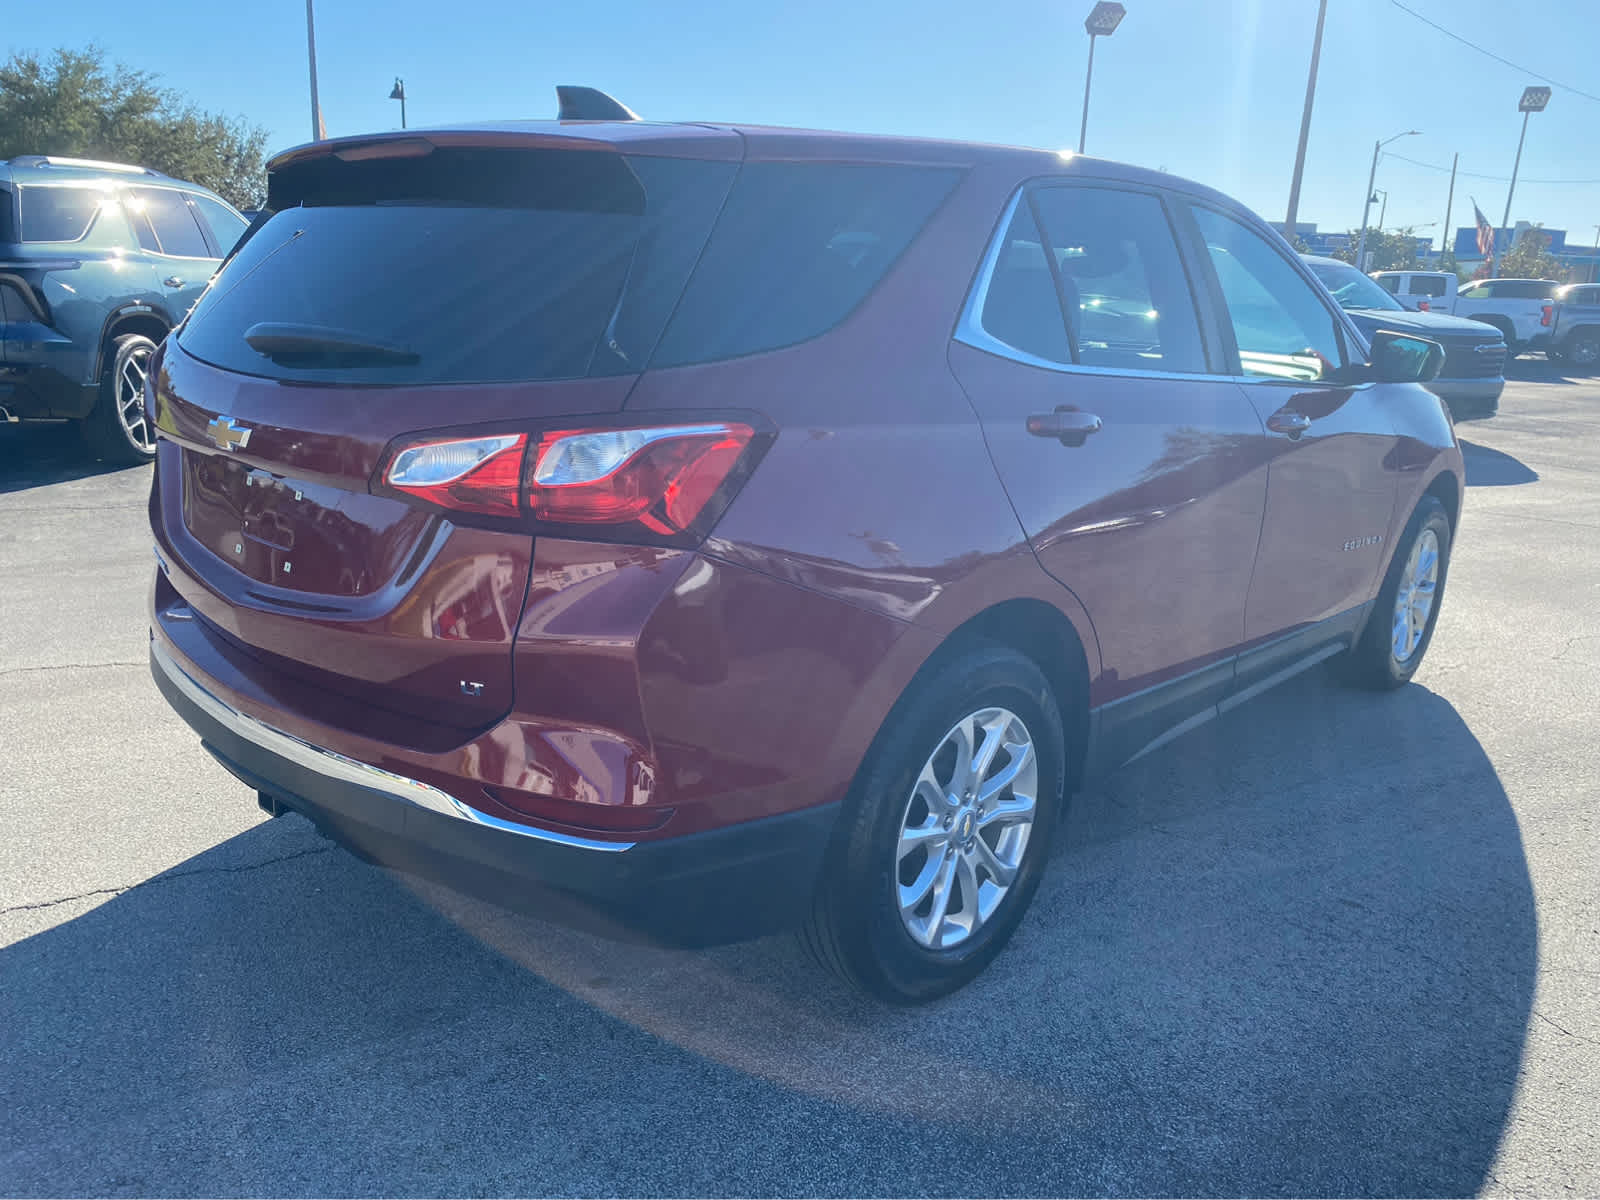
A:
2,363,1596,1198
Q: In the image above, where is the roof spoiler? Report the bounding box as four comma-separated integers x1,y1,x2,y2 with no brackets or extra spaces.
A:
556,86,639,122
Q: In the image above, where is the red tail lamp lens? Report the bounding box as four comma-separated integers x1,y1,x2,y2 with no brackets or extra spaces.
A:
527,424,755,534
383,433,527,517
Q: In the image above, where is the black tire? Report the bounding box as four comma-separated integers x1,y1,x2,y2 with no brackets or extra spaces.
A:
801,645,1066,1004
1332,494,1452,691
1563,331,1600,372
82,333,159,464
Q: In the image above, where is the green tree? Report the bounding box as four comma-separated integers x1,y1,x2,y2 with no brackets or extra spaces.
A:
1496,226,1565,281
0,47,267,209
1331,226,1421,272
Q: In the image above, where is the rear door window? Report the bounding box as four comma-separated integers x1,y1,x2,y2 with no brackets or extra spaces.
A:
1030,186,1207,373
131,188,213,258
189,193,248,257
179,148,737,385
1415,275,1448,297
1376,275,1403,294
649,162,959,367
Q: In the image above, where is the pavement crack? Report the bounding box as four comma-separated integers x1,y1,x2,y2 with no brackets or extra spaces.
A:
1,845,335,916
0,661,144,677
1532,1009,1593,1044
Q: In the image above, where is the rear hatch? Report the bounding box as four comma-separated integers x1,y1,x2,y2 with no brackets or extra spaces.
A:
152,131,741,735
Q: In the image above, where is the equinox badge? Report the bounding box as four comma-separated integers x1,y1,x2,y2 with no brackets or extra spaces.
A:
207,415,253,452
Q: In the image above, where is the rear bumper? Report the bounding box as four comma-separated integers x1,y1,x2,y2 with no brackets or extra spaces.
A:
151,637,839,946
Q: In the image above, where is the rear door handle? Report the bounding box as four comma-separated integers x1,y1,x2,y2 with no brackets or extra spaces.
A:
1027,409,1103,446
1266,409,1312,438
163,276,185,288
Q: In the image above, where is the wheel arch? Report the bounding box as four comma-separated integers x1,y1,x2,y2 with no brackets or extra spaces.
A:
1423,469,1461,533
95,305,173,381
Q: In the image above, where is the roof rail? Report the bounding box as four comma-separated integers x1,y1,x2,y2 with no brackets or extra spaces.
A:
5,155,165,177
555,86,639,122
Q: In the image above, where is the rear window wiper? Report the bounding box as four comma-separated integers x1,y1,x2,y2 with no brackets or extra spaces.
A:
244,322,420,367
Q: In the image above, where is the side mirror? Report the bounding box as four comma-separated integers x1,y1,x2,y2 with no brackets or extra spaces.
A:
1369,329,1444,384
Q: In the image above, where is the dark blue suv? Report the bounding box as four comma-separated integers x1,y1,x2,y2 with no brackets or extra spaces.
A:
0,156,248,462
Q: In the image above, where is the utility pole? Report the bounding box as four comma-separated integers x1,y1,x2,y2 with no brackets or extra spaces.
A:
1441,152,1458,257
305,0,323,141
1592,225,1600,284
1283,0,1328,239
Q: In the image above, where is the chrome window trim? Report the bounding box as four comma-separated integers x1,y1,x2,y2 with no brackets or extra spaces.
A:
953,186,1233,386
151,636,634,853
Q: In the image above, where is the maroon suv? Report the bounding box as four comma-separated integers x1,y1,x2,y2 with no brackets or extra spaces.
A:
149,102,1462,1002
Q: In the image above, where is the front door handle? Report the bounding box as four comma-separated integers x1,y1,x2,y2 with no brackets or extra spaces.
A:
1266,409,1313,438
163,276,185,289
1027,409,1103,447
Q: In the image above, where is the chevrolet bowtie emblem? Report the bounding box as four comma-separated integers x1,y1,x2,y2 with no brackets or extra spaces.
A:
207,415,252,452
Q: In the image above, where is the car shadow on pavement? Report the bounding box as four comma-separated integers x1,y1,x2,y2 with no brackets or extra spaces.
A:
0,671,1534,1197
1460,438,1539,487
0,422,135,493
1504,358,1592,386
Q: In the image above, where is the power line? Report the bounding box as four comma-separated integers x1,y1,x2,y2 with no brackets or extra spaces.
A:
1385,151,1600,186
1389,0,1600,104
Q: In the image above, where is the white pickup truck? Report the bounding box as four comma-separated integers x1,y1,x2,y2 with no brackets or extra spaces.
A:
1450,278,1562,355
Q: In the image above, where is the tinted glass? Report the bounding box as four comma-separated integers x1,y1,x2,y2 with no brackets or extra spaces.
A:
1461,283,1491,299
1032,187,1206,374
1308,259,1405,311
1193,206,1346,381
650,162,959,367
127,205,161,252
132,188,212,258
1376,274,1402,293
977,202,1072,364
18,185,108,243
180,150,736,385
1415,275,1449,297
190,193,247,257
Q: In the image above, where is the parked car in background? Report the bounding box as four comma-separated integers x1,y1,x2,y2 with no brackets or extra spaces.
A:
1373,269,1459,314
0,155,248,462
1451,277,1562,356
1547,282,1600,370
1304,255,1506,417
148,101,1465,1002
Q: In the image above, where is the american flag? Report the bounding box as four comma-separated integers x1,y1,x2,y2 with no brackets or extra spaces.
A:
1473,200,1496,267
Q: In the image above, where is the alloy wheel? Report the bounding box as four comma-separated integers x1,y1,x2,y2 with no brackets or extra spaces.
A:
116,344,156,453
1391,528,1440,664
895,707,1037,950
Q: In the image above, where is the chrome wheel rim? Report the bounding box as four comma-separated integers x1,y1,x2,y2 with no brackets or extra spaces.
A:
1391,528,1440,664
895,706,1037,951
1571,338,1599,366
116,344,155,453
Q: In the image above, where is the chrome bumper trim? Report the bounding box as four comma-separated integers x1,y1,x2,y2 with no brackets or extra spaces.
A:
151,637,634,853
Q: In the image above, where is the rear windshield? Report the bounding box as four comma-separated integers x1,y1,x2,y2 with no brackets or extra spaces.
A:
179,148,736,385
177,148,959,385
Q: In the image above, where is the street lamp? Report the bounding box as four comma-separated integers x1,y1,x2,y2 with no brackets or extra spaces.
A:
1371,188,1389,230
1355,130,1419,271
1077,2,1126,155
1501,86,1550,232
389,77,407,129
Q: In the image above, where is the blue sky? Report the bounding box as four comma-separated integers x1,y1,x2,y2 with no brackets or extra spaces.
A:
8,0,1599,248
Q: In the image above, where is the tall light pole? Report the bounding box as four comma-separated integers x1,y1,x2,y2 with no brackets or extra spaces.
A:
1282,0,1328,239
305,0,323,141
1441,152,1458,256
1502,86,1551,232
1373,188,1389,230
1077,2,1126,154
1355,130,1419,271
389,78,407,129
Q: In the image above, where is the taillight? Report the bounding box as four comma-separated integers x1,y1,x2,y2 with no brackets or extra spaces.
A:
1418,300,1430,312
1541,303,1553,327
528,424,753,535
378,420,763,544
384,433,527,517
